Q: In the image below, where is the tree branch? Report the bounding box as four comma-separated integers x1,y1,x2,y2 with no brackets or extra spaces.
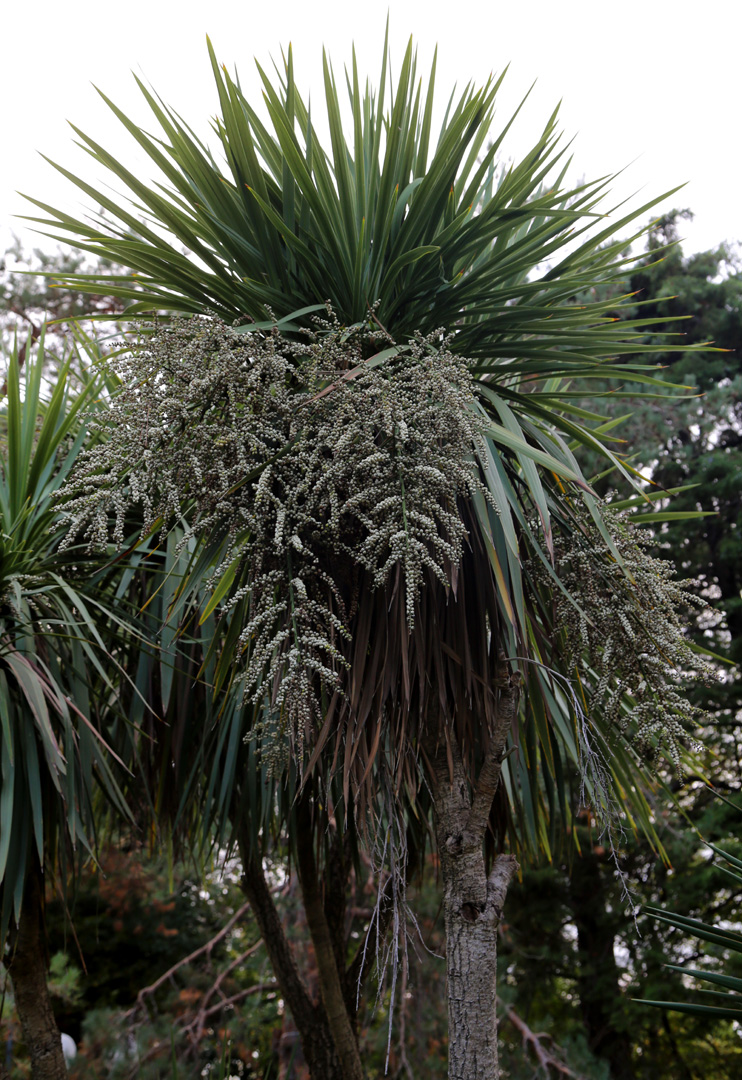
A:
182,939,264,1045
237,834,318,1038
466,668,520,841
125,901,253,1019
498,997,589,1079
183,980,277,1038
488,854,519,920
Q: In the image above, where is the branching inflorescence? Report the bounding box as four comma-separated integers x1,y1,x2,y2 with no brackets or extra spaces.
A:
59,314,714,780
59,314,487,757
535,503,716,772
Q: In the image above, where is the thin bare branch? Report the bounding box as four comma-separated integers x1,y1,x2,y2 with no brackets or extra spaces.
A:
126,900,252,1018
182,939,264,1045
197,982,277,1021
498,997,589,1079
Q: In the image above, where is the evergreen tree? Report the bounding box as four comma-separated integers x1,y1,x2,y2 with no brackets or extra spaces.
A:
21,37,717,1080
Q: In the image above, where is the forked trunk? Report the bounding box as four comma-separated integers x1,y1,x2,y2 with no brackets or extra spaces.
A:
6,866,68,1080
237,830,356,1080
440,846,517,1079
425,665,520,1080
294,794,365,1080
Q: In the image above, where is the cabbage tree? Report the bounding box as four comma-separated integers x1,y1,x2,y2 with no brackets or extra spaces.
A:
31,34,713,1080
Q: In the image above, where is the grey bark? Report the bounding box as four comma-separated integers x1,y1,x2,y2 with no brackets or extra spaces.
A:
425,665,520,1080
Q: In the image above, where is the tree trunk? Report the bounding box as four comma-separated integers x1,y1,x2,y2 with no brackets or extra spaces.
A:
275,872,313,1080
295,793,365,1080
237,832,350,1080
440,846,517,1080
6,867,68,1080
276,1006,310,1080
425,666,520,1080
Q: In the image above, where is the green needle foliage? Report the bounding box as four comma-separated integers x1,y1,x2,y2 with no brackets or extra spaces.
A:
0,333,132,943
30,33,714,886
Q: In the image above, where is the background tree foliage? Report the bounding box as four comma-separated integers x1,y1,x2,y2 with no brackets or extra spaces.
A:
0,239,125,364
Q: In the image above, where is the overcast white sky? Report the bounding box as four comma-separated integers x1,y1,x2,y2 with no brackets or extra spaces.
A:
3,0,738,264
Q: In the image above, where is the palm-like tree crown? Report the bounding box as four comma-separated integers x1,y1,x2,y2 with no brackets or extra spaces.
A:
30,35,712,871
0,336,132,942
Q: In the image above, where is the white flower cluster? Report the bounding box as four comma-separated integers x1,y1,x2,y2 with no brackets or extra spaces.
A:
59,315,486,763
537,503,716,772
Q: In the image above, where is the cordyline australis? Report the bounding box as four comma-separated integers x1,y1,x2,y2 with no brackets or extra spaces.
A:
57,312,714,1080
1,332,135,1080
18,28,717,1080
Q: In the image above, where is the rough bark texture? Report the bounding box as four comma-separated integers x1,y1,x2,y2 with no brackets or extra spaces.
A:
442,848,518,1080
237,835,347,1080
426,667,520,1080
6,868,68,1080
